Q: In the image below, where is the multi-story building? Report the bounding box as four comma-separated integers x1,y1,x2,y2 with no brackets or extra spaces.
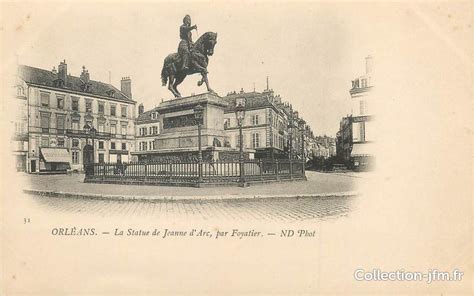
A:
336,55,375,170
12,76,29,171
349,55,375,169
16,60,136,173
222,89,293,159
134,104,161,161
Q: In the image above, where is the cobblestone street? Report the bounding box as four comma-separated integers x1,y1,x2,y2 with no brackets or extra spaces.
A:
20,171,359,222
29,194,356,222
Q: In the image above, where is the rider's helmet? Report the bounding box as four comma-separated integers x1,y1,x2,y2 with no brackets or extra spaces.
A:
183,15,191,25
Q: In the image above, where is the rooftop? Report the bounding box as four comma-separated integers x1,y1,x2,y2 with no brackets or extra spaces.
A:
18,65,134,103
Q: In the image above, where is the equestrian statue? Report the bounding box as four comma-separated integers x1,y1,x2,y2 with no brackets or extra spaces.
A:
161,15,217,98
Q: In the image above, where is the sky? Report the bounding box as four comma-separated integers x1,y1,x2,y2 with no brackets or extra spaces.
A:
3,2,388,135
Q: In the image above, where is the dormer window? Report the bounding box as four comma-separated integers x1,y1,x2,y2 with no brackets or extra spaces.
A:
17,86,25,96
236,97,246,107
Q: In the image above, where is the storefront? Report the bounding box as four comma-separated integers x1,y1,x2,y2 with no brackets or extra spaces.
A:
39,148,71,174
351,142,375,171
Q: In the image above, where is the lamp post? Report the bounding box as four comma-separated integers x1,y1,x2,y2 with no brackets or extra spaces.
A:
299,120,306,177
287,115,295,178
194,104,204,184
299,120,306,160
83,123,97,175
235,102,246,187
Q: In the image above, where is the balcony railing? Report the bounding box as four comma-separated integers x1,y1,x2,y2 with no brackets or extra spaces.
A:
65,129,112,139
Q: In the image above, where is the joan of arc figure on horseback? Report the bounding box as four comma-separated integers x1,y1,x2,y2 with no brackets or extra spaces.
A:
162,15,217,97
178,15,208,73
178,15,196,71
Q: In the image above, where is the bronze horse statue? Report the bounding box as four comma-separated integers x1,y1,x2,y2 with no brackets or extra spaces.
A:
161,32,217,98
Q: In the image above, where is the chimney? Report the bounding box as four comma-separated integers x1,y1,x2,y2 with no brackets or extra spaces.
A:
58,60,67,84
365,55,373,74
80,66,90,82
138,103,144,115
121,76,132,99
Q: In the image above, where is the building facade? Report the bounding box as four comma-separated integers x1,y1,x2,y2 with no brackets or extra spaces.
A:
223,89,307,159
336,55,375,170
16,61,136,173
12,77,29,171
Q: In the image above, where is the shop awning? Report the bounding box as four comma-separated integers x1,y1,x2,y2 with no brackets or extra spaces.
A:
351,143,374,157
40,148,70,163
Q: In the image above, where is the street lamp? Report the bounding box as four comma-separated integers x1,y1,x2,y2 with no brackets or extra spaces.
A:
299,119,306,160
194,104,204,183
83,123,97,175
235,102,246,187
288,116,294,160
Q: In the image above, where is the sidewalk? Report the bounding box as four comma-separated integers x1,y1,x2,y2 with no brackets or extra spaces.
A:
21,171,358,201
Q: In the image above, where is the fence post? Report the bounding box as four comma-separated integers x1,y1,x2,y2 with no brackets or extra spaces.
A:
144,163,148,183
169,161,173,181
259,159,263,181
301,159,305,178
289,158,293,179
275,159,279,181
102,163,106,181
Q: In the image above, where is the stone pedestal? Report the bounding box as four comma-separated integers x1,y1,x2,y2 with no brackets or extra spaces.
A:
137,92,254,161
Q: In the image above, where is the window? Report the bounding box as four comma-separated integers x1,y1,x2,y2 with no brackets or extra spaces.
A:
121,124,127,136
72,151,79,164
224,119,230,129
57,138,65,147
236,97,246,106
40,113,50,133
98,102,104,114
57,96,64,109
56,115,65,134
252,133,260,148
151,113,156,120
360,100,366,115
140,127,147,136
110,105,116,116
98,153,104,163
150,141,155,150
86,101,92,113
361,79,367,88
252,115,259,125
122,143,127,150
72,121,79,131
72,139,80,148
41,137,49,147
40,93,50,107
121,106,127,118
110,124,116,135
98,123,104,133
72,98,79,111
360,122,366,142
98,141,104,149
235,134,242,148
17,86,25,96
111,142,116,150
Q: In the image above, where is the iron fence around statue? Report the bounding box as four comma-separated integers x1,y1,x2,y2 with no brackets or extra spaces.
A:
84,159,305,186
